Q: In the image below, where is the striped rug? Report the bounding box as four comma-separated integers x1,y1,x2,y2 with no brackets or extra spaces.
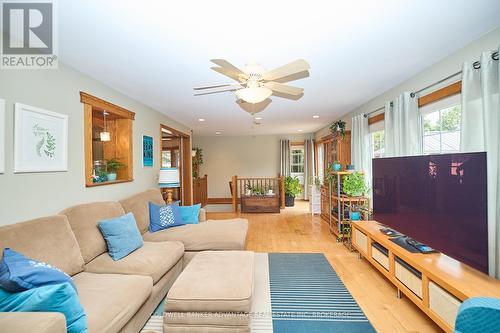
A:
142,253,375,333
268,253,375,333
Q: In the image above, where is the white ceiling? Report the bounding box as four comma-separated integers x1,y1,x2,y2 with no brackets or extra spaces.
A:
59,0,500,136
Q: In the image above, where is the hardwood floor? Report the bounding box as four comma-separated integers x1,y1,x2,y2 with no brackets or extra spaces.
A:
206,201,443,333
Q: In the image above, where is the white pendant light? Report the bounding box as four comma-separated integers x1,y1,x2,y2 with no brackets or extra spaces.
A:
236,87,272,104
100,111,110,142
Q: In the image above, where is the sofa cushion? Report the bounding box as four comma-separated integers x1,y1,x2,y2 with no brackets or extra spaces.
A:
142,219,248,251
120,189,165,234
0,312,67,333
73,272,152,333
84,241,184,284
166,251,254,313
0,215,84,276
60,202,126,263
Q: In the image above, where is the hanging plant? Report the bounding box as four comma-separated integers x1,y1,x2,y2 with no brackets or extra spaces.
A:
329,120,346,140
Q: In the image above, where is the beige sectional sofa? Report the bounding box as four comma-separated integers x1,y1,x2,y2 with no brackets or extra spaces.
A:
0,189,248,333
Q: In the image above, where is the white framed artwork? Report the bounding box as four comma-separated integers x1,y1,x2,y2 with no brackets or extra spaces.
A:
14,103,68,173
0,99,4,173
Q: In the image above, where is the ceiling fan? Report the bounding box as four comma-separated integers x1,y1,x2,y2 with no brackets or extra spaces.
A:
194,59,310,104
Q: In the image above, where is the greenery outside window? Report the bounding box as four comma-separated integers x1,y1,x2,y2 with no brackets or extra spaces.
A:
423,104,461,154
371,130,385,158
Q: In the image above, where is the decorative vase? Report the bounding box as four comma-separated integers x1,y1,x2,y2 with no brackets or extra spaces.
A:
346,164,355,171
285,194,295,207
332,162,342,171
350,211,361,221
107,173,117,181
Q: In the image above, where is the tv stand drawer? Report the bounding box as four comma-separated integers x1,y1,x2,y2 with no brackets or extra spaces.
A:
395,257,422,299
429,281,461,328
354,229,368,254
371,242,389,271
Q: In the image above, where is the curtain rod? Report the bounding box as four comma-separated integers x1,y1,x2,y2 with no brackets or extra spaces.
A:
364,50,499,117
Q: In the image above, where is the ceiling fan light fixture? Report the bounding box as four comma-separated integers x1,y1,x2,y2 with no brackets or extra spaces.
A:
235,87,272,104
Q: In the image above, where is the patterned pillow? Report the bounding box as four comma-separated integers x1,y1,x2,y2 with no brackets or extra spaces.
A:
0,248,76,292
148,201,185,232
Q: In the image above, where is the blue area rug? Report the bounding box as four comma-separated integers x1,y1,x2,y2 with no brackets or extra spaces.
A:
268,253,376,333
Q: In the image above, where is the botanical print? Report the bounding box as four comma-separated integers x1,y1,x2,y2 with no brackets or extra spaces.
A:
33,124,56,158
14,103,68,173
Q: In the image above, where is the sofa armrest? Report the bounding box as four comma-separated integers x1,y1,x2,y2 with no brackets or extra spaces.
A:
455,297,500,333
0,312,67,333
198,208,207,222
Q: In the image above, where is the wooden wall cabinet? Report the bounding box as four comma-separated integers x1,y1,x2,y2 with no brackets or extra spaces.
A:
81,92,135,187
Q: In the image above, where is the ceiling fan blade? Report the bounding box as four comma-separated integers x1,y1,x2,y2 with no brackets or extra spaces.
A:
262,59,310,81
194,87,239,96
211,67,248,82
210,59,243,74
263,82,304,96
194,83,239,90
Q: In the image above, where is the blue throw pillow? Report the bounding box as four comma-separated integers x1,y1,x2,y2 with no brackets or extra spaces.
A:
0,282,87,333
0,248,76,292
148,201,185,232
97,213,144,261
179,204,201,224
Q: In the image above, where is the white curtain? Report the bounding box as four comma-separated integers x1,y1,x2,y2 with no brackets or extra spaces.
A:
460,47,500,278
384,92,422,157
280,139,291,177
303,139,315,199
351,114,372,198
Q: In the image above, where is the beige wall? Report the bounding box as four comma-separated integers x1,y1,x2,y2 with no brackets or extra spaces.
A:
315,26,500,138
193,133,313,198
0,63,191,225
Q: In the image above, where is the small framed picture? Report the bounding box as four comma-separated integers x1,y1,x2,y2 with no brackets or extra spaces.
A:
0,99,5,174
143,135,153,167
14,103,68,173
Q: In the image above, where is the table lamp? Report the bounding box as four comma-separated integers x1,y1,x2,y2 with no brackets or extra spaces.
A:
159,167,180,204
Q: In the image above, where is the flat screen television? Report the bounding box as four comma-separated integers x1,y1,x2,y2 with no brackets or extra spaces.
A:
372,152,488,274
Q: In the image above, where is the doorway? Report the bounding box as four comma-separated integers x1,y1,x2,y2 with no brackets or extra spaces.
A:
160,124,192,205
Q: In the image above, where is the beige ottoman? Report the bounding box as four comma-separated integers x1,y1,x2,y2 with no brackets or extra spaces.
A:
164,251,254,332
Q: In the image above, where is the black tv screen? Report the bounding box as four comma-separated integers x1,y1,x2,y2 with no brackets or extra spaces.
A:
372,152,488,274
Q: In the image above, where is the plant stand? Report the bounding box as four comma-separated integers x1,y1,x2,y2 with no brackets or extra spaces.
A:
329,171,370,250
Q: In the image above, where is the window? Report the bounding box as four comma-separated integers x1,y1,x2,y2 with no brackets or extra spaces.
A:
370,118,385,158
422,104,461,154
317,143,324,184
291,146,305,187
371,130,385,158
291,148,305,173
162,150,172,167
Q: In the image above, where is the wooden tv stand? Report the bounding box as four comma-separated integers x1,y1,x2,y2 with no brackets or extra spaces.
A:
351,221,500,333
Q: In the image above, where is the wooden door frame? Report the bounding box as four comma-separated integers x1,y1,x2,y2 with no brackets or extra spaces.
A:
160,124,192,205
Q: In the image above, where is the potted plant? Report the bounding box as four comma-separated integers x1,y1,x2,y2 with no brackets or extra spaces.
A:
192,147,203,179
106,158,126,181
266,184,274,196
284,176,302,207
342,172,368,197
